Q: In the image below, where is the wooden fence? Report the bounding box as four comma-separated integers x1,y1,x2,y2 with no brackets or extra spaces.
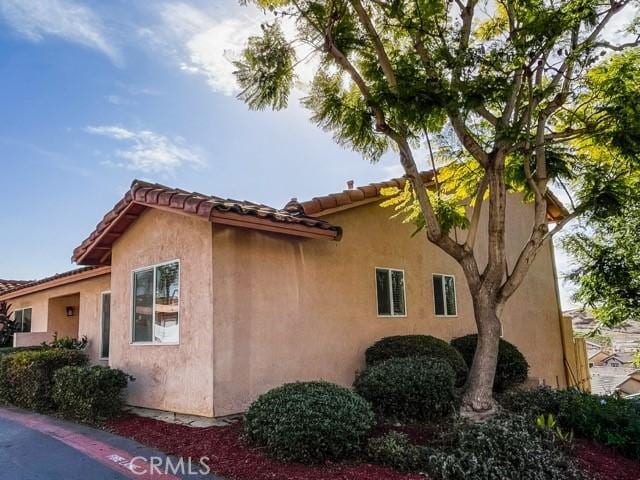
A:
560,315,591,392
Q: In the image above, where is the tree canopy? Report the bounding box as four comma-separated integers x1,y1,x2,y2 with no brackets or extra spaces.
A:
233,0,640,412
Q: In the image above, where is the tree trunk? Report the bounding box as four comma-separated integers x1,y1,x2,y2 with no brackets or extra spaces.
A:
461,296,502,419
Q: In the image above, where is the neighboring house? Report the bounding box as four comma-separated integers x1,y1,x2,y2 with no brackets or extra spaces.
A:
589,350,611,368
616,370,640,397
590,366,636,395
0,174,576,417
601,352,633,368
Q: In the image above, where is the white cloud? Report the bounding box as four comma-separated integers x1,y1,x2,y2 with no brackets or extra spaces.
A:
144,3,319,97
85,125,205,174
143,3,260,96
0,0,120,63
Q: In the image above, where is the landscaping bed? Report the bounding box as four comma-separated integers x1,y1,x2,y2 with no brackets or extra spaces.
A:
106,414,640,480
105,415,423,480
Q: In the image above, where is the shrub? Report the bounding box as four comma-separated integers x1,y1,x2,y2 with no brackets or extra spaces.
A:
244,381,375,463
366,431,425,473
425,415,585,480
499,386,565,418
450,334,529,391
0,349,87,410
500,387,640,460
52,366,132,421
365,335,468,386
354,357,456,421
42,333,88,351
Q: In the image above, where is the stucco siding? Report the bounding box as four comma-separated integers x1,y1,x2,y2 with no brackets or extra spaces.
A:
211,194,566,416
109,208,215,417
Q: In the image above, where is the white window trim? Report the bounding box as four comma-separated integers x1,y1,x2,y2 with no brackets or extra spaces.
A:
375,267,407,318
99,291,111,361
433,273,458,318
130,259,180,346
13,306,33,333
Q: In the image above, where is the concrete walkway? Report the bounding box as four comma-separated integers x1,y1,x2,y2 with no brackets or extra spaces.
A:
0,407,224,479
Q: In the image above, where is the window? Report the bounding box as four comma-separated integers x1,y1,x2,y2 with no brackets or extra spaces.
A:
376,268,406,316
100,292,111,359
132,261,179,344
433,274,457,316
13,307,32,333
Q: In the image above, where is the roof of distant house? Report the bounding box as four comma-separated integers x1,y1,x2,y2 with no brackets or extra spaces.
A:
0,279,31,294
0,266,110,299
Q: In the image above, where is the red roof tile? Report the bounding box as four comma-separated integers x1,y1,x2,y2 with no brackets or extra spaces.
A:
0,266,109,298
0,279,31,295
290,170,568,221
72,180,342,266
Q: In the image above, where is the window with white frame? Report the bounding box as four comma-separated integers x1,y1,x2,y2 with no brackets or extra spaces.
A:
376,268,406,316
132,261,179,344
13,307,32,333
433,274,457,316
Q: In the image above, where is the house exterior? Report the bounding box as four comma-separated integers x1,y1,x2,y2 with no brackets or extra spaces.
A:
616,370,640,396
1,174,578,417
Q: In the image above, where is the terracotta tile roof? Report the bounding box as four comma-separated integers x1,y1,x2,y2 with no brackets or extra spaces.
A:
0,266,110,298
0,279,31,294
286,170,569,221
72,180,342,266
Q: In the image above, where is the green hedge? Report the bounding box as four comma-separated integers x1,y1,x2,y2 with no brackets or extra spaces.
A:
52,366,132,421
354,356,456,421
450,334,529,391
0,349,87,410
367,431,425,473
365,335,468,386
244,381,375,463
500,387,640,460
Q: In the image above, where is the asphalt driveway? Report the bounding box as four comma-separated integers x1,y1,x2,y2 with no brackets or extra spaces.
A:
0,407,222,480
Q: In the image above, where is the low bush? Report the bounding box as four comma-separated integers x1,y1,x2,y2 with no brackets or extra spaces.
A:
365,335,468,386
0,349,87,410
500,387,640,460
450,334,528,391
42,333,88,351
425,415,585,480
0,345,43,358
354,357,456,421
366,431,425,473
52,366,132,421
244,381,375,463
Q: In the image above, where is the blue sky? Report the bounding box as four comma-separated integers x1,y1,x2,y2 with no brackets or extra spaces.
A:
0,0,580,307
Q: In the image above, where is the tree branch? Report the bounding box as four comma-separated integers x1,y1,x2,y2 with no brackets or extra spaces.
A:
349,0,398,93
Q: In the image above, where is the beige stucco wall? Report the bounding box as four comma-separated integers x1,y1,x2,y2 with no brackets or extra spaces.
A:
5,274,111,363
211,193,567,416
109,208,215,417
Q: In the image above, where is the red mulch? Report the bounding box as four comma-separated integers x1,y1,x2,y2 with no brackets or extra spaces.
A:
105,415,424,480
574,439,640,480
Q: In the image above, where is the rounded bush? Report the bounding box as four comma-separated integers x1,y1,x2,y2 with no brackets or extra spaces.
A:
244,381,375,463
354,357,456,421
364,335,468,386
451,334,529,392
53,365,132,421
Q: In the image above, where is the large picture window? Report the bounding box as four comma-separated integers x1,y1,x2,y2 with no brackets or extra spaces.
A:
132,261,179,344
376,268,406,316
433,274,457,316
13,307,32,333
